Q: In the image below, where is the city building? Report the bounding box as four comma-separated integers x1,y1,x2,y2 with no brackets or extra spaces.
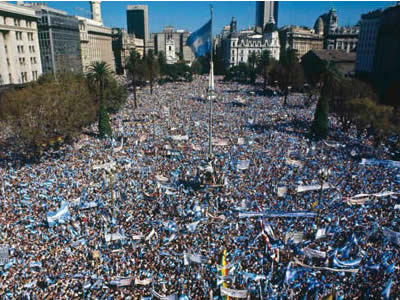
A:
302,49,356,78
150,26,195,64
255,1,279,33
77,2,115,72
314,8,359,53
355,9,382,74
279,26,324,59
221,17,280,69
23,3,81,74
372,3,400,103
0,2,42,85
126,5,148,45
112,28,144,74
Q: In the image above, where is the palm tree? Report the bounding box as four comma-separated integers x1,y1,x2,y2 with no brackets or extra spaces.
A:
126,49,142,108
87,61,113,138
87,61,111,102
256,50,271,91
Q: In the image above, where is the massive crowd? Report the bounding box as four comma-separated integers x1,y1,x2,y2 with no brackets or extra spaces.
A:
0,75,399,299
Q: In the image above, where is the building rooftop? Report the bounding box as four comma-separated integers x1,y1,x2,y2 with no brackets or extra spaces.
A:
22,2,67,15
311,49,356,62
127,5,147,10
0,2,37,18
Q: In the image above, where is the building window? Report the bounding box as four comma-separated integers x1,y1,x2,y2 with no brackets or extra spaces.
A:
16,31,22,40
240,56,243,62
9,73,12,83
169,46,171,51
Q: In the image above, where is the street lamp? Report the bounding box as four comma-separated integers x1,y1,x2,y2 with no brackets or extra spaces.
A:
317,167,331,208
284,86,291,106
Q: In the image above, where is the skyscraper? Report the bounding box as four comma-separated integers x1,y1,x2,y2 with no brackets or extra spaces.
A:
126,5,148,41
255,1,279,32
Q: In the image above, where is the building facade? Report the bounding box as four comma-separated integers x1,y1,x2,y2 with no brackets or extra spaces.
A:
126,5,148,42
23,3,82,74
255,1,279,33
372,3,400,103
112,28,144,74
355,9,382,74
279,26,324,59
151,26,195,64
77,2,114,72
314,8,359,53
0,2,42,85
222,17,280,69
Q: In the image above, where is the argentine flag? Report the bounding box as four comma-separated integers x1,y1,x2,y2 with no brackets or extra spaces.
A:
186,20,211,57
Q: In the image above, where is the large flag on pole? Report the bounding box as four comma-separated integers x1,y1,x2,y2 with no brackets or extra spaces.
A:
186,20,211,57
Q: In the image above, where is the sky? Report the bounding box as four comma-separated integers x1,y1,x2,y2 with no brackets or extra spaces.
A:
28,1,395,34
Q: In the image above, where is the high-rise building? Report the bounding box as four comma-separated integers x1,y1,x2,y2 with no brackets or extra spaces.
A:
355,9,382,74
255,1,279,32
0,2,42,85
23,3,82,74
372,3,400,104
126,5,148,41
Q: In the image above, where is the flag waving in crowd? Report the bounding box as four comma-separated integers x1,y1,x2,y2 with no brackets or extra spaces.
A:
186,19,211,57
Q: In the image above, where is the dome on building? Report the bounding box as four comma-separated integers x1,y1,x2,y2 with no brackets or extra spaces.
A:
314,16,324,34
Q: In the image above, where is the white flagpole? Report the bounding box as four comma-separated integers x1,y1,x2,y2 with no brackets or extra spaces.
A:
208,5,214,157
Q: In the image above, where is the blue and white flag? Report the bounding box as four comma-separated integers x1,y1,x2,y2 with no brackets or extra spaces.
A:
382,279,392,299
46,202,70,226
382,227,400,245
186,20,211,57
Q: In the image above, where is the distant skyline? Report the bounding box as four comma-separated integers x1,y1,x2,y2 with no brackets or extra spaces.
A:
18,1,396,33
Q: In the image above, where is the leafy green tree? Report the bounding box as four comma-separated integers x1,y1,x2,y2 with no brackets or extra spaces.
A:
311,95,329,139
345,97,394,146
144,49,159,95
87,61,113,138
158,51,167,76
126,49,142,108
0,73,96,157
103,76,128,114
191,59,203,75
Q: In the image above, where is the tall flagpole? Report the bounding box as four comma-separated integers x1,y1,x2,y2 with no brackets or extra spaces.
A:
208,5,214,158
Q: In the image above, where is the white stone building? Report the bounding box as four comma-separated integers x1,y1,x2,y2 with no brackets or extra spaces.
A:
223,17,280,69
150,26,195,65
76,2,115,72
0,2,42,85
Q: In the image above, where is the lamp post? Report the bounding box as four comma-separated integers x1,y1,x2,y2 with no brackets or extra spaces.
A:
284,86,292,106
303,83,310,106
318,167,331,208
